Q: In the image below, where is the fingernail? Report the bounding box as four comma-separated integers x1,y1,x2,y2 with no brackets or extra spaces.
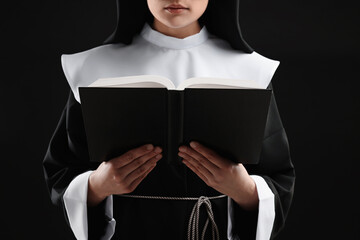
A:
156,154,162,159
190,141,198,148
179,146,185,152
146,144,154,150
154,146,162,153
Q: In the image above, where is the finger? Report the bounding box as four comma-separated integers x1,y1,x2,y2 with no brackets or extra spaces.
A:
121,146,162,174
127,163,157,192
179,152,213,180
189,141,225,168
182,159,209,185
124,153,162,184
179,146,219,173
112,144,158,168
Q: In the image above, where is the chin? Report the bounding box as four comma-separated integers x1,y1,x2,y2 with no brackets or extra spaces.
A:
162,19,194,29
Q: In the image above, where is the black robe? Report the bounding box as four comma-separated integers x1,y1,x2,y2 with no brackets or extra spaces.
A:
43,70,295,239
44,1,295,238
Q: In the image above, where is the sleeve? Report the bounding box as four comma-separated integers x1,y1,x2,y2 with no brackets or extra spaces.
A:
42,89,115,239
229,80,296,240
63,170,116,240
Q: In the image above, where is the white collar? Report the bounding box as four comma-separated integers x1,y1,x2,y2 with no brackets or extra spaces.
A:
140,22,209,50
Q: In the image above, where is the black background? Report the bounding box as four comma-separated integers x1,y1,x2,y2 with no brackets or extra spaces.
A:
1,0,359,239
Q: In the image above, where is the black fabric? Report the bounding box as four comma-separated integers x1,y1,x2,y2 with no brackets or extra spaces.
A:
250,82,295,239
103,0,253,53
231,200,258,240
110,195,228,239
88,199,109,240
43,74,295,240
230,82,296,240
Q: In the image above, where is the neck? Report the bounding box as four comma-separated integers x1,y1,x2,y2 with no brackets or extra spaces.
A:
152,19,201,39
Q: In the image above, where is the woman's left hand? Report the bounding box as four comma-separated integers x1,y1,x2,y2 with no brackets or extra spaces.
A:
178,141,259,210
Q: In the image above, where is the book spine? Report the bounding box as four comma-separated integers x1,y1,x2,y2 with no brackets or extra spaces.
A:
179,91,184,147
167,90,183,164
166,91,171,163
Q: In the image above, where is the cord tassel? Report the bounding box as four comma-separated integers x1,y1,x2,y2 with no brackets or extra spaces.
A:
188,196,220,240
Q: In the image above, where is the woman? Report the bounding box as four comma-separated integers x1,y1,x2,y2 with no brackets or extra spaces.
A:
43,0,295,239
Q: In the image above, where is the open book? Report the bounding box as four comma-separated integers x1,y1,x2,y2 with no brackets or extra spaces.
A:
87,74,263,90
79,75,271,164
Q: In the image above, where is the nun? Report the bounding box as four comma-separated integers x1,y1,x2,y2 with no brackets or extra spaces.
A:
43,0,295,239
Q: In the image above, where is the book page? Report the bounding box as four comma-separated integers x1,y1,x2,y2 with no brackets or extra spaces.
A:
88,75,176,89
176,77,263,90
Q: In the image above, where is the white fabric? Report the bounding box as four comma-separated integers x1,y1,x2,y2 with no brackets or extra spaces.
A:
226,175,275,240
61,22,279,103
62,22,278,239
63,171,116,240
62,171,91,240
251,175,276,240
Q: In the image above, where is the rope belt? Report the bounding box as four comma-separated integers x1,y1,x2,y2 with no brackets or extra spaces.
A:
118,194,227,240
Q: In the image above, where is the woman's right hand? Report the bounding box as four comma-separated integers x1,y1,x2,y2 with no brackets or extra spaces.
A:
87,144,162,206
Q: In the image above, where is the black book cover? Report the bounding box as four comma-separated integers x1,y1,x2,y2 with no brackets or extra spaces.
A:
79,87,271,164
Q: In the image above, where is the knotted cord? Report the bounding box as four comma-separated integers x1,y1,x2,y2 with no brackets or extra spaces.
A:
118,194,226,240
